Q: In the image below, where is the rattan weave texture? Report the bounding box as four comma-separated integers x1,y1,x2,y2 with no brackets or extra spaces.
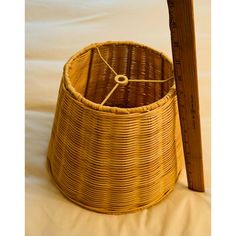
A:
47,41,183,214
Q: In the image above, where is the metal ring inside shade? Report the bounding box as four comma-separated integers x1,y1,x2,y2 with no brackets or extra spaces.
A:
114,75,129,86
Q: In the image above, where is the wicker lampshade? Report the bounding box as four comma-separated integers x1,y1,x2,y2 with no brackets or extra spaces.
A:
47,41,183,214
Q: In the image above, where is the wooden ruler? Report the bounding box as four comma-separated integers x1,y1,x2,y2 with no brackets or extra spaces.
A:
167,0,205,191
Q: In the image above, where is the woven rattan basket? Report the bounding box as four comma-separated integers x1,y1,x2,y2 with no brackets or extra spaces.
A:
47,41,183,214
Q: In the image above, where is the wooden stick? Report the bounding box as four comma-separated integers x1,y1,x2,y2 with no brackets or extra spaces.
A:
167,0,205,191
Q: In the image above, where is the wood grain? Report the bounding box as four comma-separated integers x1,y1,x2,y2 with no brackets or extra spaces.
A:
167,0,205,191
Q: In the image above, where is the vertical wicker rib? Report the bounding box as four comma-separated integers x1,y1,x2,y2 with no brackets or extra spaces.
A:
47,41,183,214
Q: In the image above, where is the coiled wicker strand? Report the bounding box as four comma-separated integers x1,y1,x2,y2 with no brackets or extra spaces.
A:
47,41,183,214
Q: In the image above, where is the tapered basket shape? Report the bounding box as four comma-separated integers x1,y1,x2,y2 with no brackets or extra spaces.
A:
47,41,183,214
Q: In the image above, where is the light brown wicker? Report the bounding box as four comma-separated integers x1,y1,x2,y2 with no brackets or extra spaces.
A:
47,41,183,214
